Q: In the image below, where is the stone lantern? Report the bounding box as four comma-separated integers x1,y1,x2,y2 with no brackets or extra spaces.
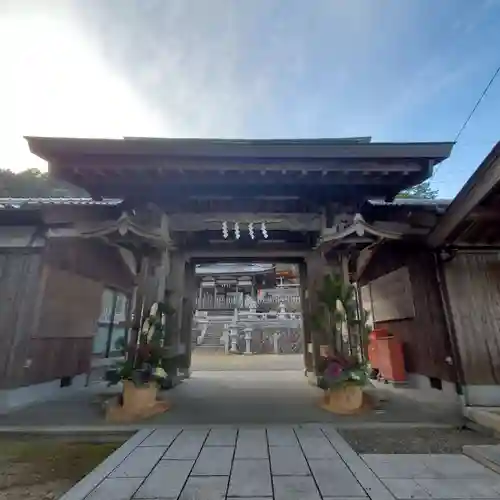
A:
243,327,253,355
272,331,281,354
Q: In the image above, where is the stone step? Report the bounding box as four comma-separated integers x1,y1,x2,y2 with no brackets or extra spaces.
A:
464,407,500,434
194,345,226,353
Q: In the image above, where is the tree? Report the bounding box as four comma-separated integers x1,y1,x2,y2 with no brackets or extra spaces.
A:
398,180,438,200
0,168,87,197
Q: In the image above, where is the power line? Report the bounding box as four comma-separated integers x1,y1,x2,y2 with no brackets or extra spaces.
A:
454,63,500,144
433,61,500,178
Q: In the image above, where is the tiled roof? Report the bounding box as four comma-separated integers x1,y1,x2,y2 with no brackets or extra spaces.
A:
0,198,122,209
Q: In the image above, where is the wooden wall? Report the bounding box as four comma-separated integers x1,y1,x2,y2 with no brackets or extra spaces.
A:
360,242,454,382
444,253,500,385
2,237,135,389
44,238,135,291
0,251,43,389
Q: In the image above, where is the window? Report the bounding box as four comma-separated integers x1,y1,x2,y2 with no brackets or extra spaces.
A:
92,289,130,358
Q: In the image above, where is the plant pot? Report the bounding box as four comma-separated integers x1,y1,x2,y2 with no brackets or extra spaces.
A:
105,380,170,422
320,384,364,415
122,380,158,412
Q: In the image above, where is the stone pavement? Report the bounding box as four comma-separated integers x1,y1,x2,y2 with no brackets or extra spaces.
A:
60,424,500,500
0,370,462,428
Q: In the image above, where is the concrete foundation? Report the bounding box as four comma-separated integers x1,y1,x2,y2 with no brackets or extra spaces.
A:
0,373,87,414
463,385,500,406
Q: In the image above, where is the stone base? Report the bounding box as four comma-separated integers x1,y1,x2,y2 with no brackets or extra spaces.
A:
319,385,366,415
464,407,500,435
178,368,191,379
0,374,87,414
306,371,319,387
105,381,170,423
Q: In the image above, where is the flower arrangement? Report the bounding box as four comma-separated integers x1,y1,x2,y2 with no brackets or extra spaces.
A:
312,273,370,390
105,301,176,387
318,351,369,390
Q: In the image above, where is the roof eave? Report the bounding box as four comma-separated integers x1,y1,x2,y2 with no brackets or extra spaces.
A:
427,141,500,247
25,136,454,163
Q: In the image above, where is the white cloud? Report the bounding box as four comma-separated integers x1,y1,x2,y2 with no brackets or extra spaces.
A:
0,8,166,172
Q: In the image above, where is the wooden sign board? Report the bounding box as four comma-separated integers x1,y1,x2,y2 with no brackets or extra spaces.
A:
369,267,415,322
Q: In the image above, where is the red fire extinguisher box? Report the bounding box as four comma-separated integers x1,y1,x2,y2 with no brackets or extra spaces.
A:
368,328,406,383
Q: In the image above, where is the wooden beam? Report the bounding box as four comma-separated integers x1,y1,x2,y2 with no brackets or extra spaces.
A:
428,142,500,247
186,248,308,259
469,207,500,221
70,156,425,173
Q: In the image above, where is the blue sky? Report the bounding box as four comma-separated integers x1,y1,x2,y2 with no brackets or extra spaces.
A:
1,0,499,198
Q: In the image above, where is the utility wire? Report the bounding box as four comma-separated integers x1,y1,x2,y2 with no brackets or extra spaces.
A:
433,62,500,177
454,63,500,143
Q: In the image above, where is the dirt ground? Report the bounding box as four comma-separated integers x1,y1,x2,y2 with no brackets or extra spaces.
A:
0,438,121,500
339,426,500,454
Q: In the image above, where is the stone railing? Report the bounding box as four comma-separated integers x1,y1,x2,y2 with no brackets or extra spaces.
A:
196,294,301,310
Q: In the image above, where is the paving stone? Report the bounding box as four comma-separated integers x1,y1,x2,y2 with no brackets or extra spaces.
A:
133,460,193,498
85,477,144,500
110,446,166,478
139,428,182,447
424,454,500,478
362,454,437,479
191,446,234,476
235,428,268,459
205,427,237,446
178,475,228,500
464,444,500,475
228,459,272,497
163,429,208,460
321,426,395,500
381,478,431,499
267,426,300,446
296,434,340,459
294,424,324,437
415,478,500,499
273,475,321,500
269,445,310,475
309,459,367,497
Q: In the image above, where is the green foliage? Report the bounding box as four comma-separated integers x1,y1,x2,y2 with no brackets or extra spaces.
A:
313,274,358,350
398,180,438,200
0,168,87,197
312,273,371,390
105,301,177,387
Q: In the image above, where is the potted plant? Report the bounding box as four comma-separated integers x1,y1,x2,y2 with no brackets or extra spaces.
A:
313,274,370,414
104,301,175,422
318,351,369,413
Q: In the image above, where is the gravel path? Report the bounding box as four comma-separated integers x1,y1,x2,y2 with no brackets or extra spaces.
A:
339,426,500,454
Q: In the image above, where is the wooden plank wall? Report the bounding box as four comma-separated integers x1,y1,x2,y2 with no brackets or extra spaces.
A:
444,253,500,385
44,237,135,291
0,251,43,389
360,243,454,382
3,237,136,388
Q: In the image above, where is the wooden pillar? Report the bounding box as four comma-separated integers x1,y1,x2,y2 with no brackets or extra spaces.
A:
155,214,171,302
167,251,186,353
305,251,330,375
130,254,149,346
179,261,196,374
299,261,313,373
